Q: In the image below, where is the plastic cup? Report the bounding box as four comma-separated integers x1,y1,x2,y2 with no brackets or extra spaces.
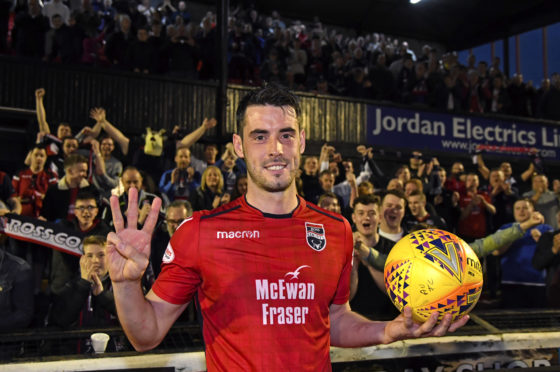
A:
91,333,110,353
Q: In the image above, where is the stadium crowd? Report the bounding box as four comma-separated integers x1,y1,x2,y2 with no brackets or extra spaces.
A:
0,0,560,358
0,84,559,351
2,0,560,120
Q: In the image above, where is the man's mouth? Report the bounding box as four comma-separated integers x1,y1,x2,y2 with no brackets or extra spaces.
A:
386,214,397,223
265,163,287,171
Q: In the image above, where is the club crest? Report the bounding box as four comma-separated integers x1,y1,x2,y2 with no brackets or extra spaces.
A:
305,222,326,251
162,243,175,264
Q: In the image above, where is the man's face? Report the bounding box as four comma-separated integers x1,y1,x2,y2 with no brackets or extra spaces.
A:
437,168,447,184
204,145,218,163
175,148,191,169
328,161,339,177
396,167,410,182
165,206,188,236
57,124,71,139
319,196,340,214
120,17,131,33
489,170,504,188
122,170,143,194
404,182,419,197
75,198,98,227
352,202,379,237
381,194,405,230
303,157,318,175
52,15,63,29
532,175,548,192
233,105,305,194
358,183,374,196
83,243,108,277
30,148,47,169
63,139,79,156
514,200,533,223
319,173,334,192
466,174,479,190
409,152,422,168
66,162,88,186
236,177,248,196
451,162,464,175
387,178,403,191
553,179,560,194
100,138,115,157
407,195,425,217
223,153,236,170
138,29,148,42
500,162,512,178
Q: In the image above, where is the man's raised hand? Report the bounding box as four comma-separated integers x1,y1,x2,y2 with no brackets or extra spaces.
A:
106,188,162,283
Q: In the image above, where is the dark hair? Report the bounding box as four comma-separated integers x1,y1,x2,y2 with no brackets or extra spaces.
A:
99,135,114,143
31,143,47,152
76,191,98,203
352,194,380,209
408,189,425,200
318,192,339,207
381,189,407,205
235,84,301,136
409,223,437,232
62,136,78,145
63,153,88,169
167,200,193,217
319,170,333,178
122,166,141,177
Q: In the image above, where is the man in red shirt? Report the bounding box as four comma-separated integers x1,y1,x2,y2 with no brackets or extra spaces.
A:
106,85,467,371
12,144,57,218
458,173,496,242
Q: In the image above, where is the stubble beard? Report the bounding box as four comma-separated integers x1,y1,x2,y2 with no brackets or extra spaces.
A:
246,154,300,193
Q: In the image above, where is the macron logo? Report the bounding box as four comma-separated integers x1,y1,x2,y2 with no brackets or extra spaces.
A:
217,230,260,239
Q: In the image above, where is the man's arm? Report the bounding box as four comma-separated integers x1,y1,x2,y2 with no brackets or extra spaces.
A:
476,154,490,180
107,188,186,350
521,163,535,182
177,118,217,148
35,88,51,134
349,255,360,301
91,108,130,155
91,140,105,176
329,303,467,347
491,212,545,256
480,195,496,215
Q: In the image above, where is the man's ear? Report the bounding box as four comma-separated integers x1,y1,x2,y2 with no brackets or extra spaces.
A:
299,129,306,154
232,134,244,158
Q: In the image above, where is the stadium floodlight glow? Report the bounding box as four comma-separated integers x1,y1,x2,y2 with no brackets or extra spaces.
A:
410,0,422,4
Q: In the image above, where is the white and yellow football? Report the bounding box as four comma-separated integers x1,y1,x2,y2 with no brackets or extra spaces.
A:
384,229,483,322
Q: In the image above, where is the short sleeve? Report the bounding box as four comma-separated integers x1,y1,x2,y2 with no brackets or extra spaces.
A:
331,218,354,305
151,215,202,305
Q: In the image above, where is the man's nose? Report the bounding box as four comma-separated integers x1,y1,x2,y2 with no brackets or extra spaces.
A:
268,137,283,156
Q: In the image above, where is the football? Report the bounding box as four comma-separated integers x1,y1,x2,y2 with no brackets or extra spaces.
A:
384,229,483,323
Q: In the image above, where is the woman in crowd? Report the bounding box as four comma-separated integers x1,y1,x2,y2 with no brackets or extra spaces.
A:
190,165,229,211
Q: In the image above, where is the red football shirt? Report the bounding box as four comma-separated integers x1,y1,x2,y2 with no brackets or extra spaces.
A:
152,195,353,371
458,192,491,239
